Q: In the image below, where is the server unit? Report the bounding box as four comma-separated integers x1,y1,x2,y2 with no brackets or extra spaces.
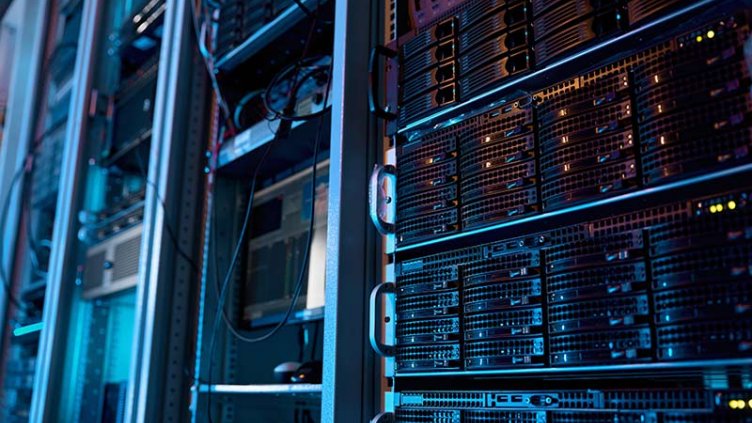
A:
369,0,752,421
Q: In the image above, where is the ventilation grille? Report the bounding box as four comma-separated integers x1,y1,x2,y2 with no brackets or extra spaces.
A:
540,130,635,181
628,0,684,25
465,410,546,423
398,208,459,244
549,327,652,365
650,243,752,290
656,319,752,361
547,261,648,303
396,343,462,371
465,337,546,368
538,101,633,149
397,290,461,321
548,295,650,334
112,234,141,281
460,135,536,177
653,280,752,325
398,160,458,198
397,317,461,345
397,265,460,296
398,184,459,219
546,230,644,273
536,71,630,127
464,307,544,340
464,278,543,313
648,212,752,256
462,187,539,228
461,160,537,202
542,159,638,209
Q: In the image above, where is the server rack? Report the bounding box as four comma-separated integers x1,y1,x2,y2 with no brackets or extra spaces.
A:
0,1,67,421
187,0,380,421
369,0,752,421
27,0,209,421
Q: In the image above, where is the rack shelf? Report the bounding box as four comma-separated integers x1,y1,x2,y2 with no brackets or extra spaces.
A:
218,119,305,169
198,383,322,396
215,0,327,72
217,116,330,180
248,306,325,329
395,358,752,379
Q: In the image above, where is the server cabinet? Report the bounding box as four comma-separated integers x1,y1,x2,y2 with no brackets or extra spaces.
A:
186,0,381,421
0,1,72,421
369,0,752,421
29,0,208,421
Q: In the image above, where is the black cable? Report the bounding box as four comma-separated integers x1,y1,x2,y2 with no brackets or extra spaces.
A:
310,320,320,361
189,0,236,133
205,60,332,421
297,325,306,363
20,154,52,280
0,166,32,311
232,89,265,130
262,57,332,122
209,62,331,345
204,9,329,419
133,151,202,276
206,139,275,423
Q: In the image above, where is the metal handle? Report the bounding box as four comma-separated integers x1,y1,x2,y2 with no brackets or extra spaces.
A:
369,164,397,234
369,45,398,120
371,412,395,423
369,282,396,357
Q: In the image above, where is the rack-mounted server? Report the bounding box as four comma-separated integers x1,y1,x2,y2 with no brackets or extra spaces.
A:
378,0,745,128
387,389,752,422
371,1,752,422
388,10,752,245
391,188,751,372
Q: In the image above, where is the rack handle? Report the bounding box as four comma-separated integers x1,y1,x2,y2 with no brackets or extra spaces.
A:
369,164,397,234
371,412,395,423
369,45,398,120
369,282,396,357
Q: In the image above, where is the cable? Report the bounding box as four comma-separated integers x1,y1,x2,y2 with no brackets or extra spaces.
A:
308,321,320,361
21,160,49,279
0,165,32,311
210,61,332,343
204,7,330,419
133,151,202,276
189,0,236,133
262,56,332,121
205,64,330,421
232,89,265,130
206,138,275,423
